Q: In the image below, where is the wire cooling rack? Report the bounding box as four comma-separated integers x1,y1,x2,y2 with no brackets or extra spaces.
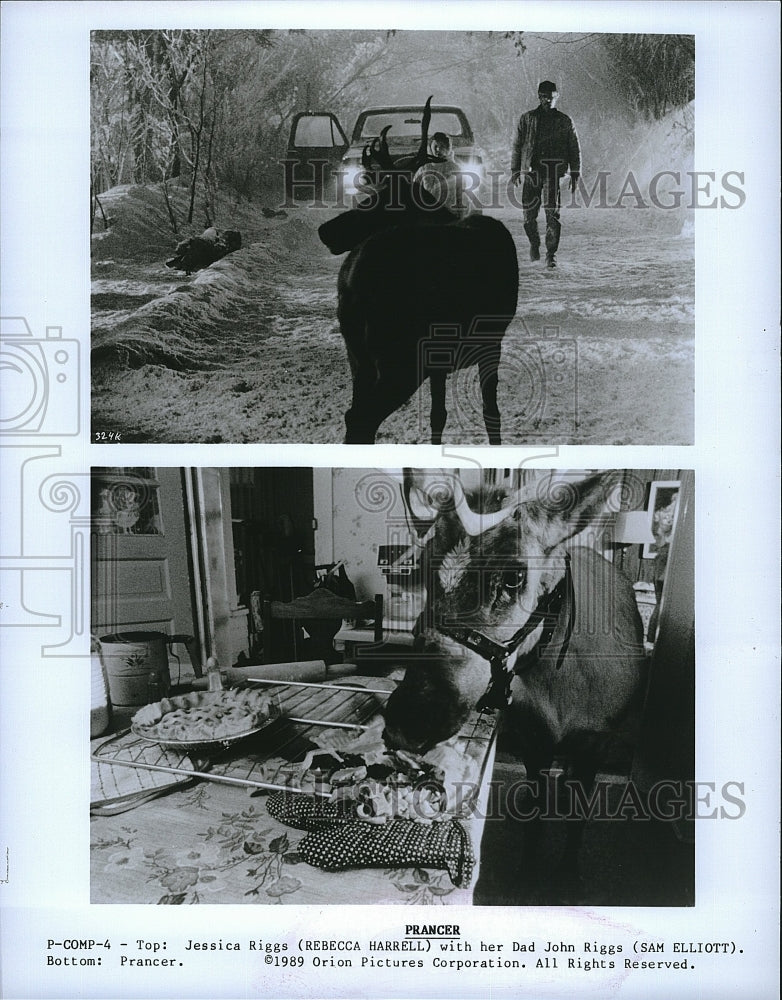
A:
91,678,497,798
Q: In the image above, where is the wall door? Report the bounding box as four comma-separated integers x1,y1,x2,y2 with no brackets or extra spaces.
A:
91,467,197,671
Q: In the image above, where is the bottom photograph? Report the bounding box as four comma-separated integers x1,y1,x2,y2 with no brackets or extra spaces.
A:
89,466,694,907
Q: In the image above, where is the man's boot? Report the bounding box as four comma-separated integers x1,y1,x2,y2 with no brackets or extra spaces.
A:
543,204,561,269
523,218,541,262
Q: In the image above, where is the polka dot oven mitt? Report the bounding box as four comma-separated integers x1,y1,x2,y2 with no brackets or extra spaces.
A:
269,797,473,888
267,789,356,829
298,816,474,886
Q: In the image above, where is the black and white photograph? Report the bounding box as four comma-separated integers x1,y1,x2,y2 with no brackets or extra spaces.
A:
88,466,695,907
1,2,780,999
89,28,696,445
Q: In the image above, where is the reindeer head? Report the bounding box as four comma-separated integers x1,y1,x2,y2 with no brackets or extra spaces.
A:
359,96,433,175
318,97,450,255
382,469,622,752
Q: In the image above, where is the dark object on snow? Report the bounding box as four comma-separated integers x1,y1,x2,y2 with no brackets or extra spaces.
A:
261,206,288,219
165,227,242,275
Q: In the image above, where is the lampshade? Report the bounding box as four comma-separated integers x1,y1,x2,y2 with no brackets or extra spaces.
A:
613,511,655,545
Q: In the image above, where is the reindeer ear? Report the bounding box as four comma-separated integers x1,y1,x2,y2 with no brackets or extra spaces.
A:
523,471,618,551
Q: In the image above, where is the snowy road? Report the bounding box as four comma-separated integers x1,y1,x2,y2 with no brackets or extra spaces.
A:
92,203,693,446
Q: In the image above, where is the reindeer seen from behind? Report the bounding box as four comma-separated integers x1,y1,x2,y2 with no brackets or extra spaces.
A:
318,99,519,444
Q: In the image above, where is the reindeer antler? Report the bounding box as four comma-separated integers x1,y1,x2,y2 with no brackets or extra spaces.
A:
450,474,537,537
404,469,537,538
364,101,433,174
361,126,394,171
412,96,434,172
377,124,392,167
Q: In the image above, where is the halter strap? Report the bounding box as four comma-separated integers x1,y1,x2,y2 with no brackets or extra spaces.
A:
437,555,575,712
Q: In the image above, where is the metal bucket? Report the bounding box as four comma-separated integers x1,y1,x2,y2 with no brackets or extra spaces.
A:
99,631,174,709
90,650,111,738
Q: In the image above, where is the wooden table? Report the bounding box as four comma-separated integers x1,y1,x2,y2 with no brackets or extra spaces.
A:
90,678,498,906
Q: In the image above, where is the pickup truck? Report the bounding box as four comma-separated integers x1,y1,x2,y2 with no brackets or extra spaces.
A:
284,103,485,202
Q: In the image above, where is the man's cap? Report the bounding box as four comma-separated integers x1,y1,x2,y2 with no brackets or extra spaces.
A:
538,81,558,94
431,131,451,146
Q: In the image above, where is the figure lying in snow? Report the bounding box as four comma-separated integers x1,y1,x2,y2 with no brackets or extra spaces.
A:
165,227,242,275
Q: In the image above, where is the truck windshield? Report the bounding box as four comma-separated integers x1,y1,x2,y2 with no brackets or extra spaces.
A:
354,111,468,142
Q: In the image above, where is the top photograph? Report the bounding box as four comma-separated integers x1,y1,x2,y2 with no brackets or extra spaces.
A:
90,29,696,446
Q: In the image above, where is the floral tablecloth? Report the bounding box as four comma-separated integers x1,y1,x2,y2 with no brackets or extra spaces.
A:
90,680,498,906
91,777,482,905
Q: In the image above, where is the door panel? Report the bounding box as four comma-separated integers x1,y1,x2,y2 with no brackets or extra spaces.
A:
91,467,196,670
285,112,348,201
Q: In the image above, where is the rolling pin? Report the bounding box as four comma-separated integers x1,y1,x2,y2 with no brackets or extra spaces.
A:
191,659,358,690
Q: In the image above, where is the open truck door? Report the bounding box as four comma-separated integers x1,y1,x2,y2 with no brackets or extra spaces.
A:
285,111,348,203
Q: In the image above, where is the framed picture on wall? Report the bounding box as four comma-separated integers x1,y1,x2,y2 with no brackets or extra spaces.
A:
643,480,681,559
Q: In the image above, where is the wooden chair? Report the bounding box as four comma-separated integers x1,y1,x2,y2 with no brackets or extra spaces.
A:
260,590,383,664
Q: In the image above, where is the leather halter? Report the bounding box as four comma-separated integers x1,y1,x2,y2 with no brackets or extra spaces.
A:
437,555,575,712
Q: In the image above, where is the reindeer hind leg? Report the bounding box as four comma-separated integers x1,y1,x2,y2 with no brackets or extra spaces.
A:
429,373,447,444
478,349,502,445
346,366,420,444
344,355,381,444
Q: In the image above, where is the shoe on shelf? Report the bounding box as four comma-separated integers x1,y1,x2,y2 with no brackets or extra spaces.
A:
529,245,541,262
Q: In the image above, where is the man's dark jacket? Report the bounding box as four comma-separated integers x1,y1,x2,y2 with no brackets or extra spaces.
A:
511,106,581,178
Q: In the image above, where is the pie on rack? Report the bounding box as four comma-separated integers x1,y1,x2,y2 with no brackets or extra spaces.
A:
131,688,277,746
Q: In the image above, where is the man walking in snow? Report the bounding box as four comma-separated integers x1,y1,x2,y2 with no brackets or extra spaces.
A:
510,80,581,268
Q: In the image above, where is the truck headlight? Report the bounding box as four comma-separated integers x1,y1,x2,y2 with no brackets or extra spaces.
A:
341,162,365,196
458,159,484,183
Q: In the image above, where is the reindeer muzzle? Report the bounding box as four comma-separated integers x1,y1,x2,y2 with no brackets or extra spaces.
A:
437,555,575,713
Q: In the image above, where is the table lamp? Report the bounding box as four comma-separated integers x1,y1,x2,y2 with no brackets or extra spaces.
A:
612,511,655,570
